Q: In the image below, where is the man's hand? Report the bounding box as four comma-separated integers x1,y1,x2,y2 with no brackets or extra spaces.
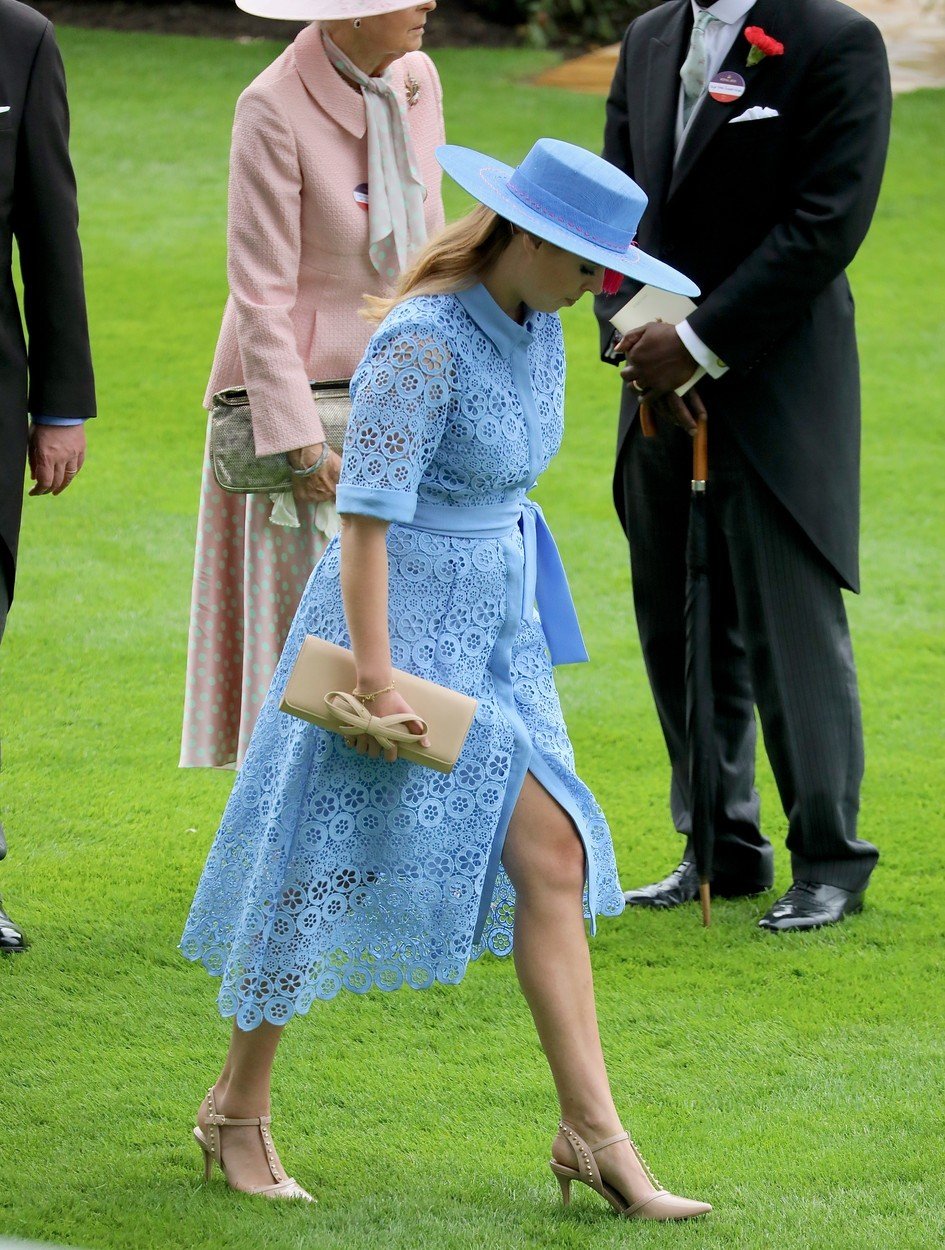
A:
645,386,708,437
620,320,699,398
28,423,87,496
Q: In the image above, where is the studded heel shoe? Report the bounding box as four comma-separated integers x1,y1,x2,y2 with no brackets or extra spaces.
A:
549,1121,711,1221
193,1088,314,1202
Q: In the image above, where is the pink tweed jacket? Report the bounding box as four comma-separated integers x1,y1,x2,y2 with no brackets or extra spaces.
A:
204,24,446,457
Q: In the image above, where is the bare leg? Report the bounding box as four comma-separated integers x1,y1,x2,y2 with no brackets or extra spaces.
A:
197,1020,290,1191
502,774,659,1206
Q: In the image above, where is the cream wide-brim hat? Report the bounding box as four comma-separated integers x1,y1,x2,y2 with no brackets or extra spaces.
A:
236,0,418,19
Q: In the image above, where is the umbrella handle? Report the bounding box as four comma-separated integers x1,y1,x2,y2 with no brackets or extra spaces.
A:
692,413,708,484
639,398,656,439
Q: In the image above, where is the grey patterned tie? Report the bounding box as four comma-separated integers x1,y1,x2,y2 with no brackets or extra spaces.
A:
680,8,721,124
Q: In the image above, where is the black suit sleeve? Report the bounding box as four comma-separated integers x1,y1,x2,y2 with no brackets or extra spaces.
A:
13,22,96,417
688,18,891,372
594,26,639,364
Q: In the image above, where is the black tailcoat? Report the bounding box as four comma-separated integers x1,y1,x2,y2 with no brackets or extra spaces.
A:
596,0,891,591
0,0,95,606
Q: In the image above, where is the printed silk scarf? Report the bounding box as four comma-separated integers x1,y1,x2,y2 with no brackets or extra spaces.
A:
322,29,428,278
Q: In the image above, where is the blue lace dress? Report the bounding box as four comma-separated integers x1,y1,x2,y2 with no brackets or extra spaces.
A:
181,284,624,1029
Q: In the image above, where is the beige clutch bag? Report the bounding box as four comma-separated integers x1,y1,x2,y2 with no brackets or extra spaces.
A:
279,637,478,775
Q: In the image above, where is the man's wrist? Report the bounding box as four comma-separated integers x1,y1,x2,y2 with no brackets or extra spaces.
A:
676,320,728,379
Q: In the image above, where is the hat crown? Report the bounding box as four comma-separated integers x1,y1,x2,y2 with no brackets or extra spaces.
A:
434,138,699,296
509,138,648,252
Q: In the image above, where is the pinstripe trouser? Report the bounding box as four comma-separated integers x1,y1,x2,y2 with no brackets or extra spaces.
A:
619,419,878,893
0,573,7,858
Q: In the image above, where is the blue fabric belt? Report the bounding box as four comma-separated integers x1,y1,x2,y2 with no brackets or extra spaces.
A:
409,499,589,666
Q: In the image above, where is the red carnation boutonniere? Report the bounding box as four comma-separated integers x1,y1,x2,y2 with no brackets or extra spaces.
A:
744,26,784,68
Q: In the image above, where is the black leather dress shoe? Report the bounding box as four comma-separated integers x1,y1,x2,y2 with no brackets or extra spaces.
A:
623,859,773,909
758,881,864,932
0,896,28,953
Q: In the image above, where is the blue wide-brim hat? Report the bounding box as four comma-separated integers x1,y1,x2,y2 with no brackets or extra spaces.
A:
436,138,699,298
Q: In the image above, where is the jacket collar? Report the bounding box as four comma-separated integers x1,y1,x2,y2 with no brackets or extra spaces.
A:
642,1,692,214
669,0,779,199
294,23,367,139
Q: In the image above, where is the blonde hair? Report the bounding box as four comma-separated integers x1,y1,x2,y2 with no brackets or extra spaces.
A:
363,206,515,322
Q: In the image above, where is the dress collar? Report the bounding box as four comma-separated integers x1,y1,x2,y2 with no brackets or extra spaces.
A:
294,23,367,139
455,283,536,360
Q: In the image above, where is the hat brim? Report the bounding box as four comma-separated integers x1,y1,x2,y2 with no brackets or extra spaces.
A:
437,145,699,299
236,0,415,20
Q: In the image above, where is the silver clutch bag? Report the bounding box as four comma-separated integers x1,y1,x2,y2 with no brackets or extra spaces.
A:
209,378,351,494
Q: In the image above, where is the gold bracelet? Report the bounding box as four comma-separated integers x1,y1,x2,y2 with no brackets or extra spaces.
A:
353,679,396,704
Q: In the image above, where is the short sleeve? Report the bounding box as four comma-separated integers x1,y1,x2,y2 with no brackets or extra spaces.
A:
336,317,454,523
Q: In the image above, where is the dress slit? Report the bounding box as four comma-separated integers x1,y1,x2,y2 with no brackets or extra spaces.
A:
181,287,625,1023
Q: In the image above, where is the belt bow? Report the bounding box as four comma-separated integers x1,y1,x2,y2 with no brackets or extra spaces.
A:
519,499,589,666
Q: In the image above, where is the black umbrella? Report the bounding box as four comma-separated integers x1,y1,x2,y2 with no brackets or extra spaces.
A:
685,413,716,926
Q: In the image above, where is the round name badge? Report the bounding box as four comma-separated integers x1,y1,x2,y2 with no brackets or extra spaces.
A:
708,71,746,104
353,183,370,211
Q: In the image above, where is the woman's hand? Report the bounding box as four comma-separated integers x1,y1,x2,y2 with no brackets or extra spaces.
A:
287,443,342,505
344,688,430,764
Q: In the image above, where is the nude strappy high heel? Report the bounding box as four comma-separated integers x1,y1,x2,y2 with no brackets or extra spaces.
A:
549,1121,711,1221
193,1088,314,1202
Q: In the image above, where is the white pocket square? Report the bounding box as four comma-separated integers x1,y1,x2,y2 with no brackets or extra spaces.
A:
729,106,780,124
0,107,10,114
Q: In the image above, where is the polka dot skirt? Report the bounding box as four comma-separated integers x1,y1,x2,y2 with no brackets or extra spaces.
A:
180,436,329,769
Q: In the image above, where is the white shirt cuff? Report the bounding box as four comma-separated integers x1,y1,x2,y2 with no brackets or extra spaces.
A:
676,320,729,379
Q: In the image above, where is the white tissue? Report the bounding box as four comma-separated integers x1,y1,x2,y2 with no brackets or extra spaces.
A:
268,492,342,540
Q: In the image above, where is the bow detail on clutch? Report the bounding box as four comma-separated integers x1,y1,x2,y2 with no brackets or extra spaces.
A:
325,691,429,750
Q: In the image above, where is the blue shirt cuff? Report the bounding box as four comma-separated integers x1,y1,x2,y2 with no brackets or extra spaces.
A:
32,416,89,426
336,485,417,524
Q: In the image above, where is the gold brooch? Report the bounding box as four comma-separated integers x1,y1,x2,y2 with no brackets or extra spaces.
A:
405,74,421,109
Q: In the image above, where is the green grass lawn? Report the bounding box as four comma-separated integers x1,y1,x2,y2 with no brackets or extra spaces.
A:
1,27,944,1250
